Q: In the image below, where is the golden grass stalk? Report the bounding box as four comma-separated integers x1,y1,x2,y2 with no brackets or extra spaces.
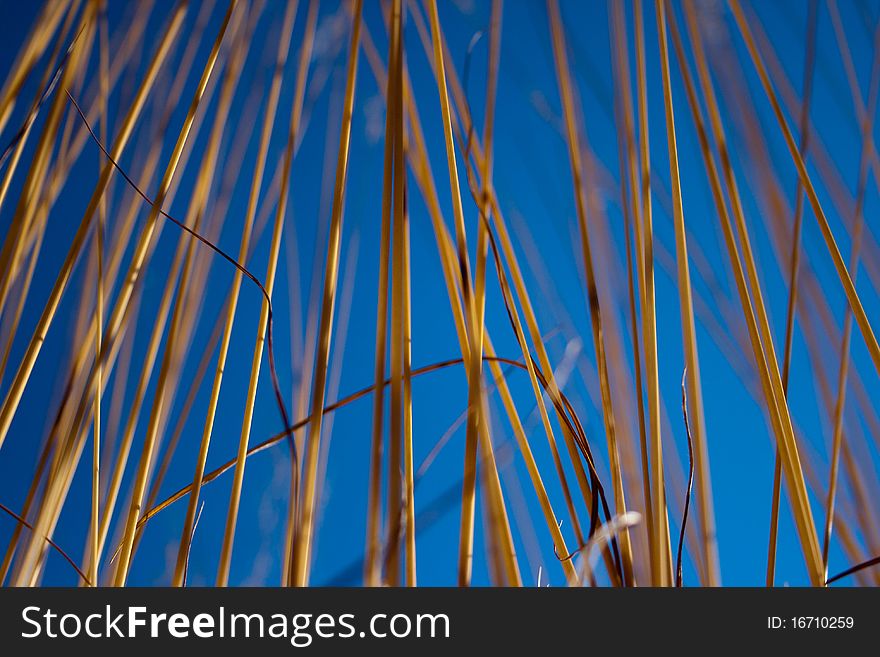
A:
766,0,818,587
403,209,417,585
364,0,402,588
674,1,823,585
609,0,658,585
654,0,718,588
820,0,880,579
424,0,485,586
471,0,521,587
89,0,110,587
290,0,363,588
388,0,417,586
385,0,406,586
396,137,418,585
470,43,499,587
633,0,671,586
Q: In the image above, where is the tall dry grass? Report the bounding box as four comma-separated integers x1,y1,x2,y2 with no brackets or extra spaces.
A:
0,0,878,587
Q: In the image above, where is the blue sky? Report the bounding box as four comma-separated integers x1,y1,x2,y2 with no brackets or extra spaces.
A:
0,0,879,587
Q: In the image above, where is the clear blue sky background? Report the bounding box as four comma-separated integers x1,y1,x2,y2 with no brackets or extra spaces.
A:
0,0,878,587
